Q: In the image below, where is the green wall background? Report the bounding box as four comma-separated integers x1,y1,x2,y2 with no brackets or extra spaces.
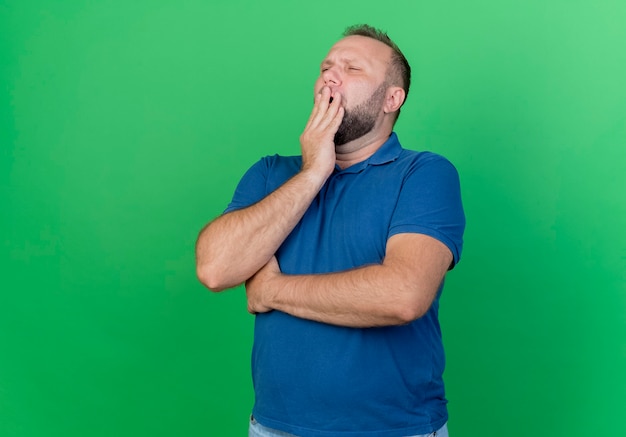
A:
2,1,625,435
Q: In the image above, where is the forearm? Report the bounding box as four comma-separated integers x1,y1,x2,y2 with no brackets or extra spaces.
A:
272,266,416,327
196,169,327,291
247,234,452,327
253,264,439,328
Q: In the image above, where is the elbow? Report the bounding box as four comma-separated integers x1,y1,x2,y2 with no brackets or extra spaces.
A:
393,295,431,325
394,306,425,325
195,226,234,292
196,263,232,292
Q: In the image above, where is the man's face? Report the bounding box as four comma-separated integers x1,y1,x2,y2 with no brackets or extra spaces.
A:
314,36,392,145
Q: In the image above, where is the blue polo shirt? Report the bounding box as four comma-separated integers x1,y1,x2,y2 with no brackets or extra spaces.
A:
225,133,465,437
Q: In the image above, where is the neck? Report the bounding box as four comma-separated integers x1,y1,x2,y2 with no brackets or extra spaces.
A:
334,129,392,169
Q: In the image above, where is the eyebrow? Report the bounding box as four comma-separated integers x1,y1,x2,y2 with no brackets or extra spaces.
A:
320,57,362,68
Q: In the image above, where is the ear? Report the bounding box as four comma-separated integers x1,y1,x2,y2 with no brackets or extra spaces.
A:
383,86,406,114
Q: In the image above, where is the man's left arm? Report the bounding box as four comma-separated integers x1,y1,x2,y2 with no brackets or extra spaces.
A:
246,232,452,328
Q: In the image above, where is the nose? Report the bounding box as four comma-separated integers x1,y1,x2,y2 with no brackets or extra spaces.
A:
322,67,341,87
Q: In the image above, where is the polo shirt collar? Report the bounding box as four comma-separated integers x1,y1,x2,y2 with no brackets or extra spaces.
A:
336,132,402,174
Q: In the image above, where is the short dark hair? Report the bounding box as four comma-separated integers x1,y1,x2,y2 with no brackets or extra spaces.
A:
343,24,411,109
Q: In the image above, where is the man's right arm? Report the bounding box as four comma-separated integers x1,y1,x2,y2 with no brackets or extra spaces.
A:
196,169,326,291
195,87,343,291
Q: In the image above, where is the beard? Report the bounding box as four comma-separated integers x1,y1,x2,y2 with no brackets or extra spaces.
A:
334,82,388,146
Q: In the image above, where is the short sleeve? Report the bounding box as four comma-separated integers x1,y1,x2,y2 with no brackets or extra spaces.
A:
223,158,271,214
223,154,301,215
389,155,466,268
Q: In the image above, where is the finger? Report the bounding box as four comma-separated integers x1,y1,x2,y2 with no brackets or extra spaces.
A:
269,255,279,266
308,87,332,129
329,106,345,133
317,92,343,131
304,91,323,131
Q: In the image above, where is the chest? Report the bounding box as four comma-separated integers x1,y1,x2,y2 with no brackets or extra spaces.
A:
276,170,404,274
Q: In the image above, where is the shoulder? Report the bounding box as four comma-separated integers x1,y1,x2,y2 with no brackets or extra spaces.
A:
393,149,461,185
225,154,302,213
242,154,302,179
383,134,458,173
260,154,302,169
239,154,302,193
398,148,456,167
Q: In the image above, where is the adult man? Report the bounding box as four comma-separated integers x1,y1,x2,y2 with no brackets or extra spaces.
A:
196,24,465,437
